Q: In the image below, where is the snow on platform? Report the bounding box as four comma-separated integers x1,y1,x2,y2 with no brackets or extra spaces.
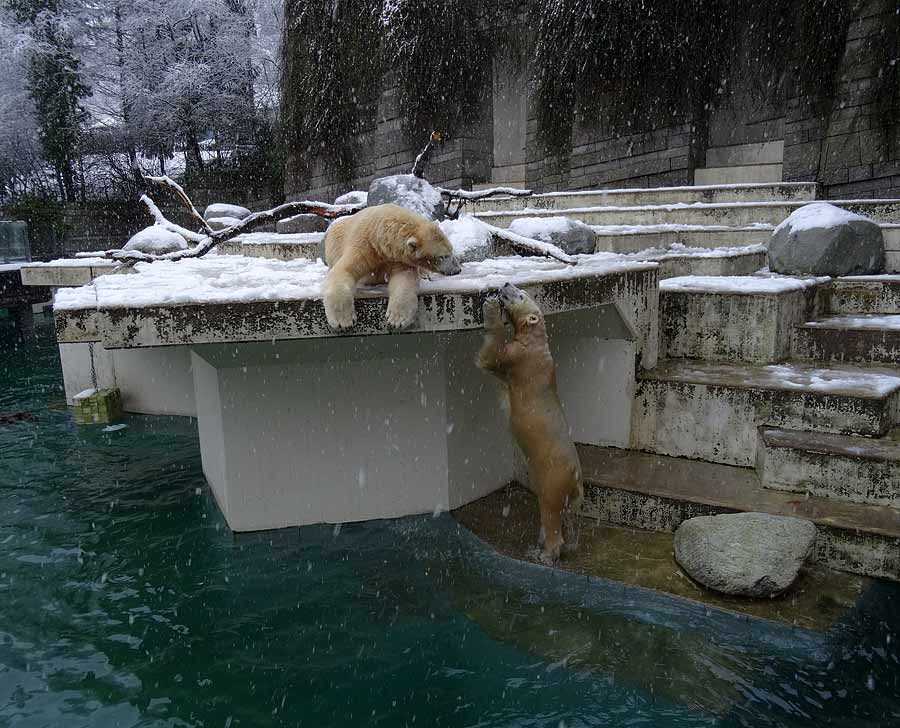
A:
660,274,823,295
53,253,660,357
802,314,900,331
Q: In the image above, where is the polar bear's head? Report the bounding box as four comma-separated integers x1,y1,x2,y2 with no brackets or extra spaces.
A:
405,222,461,276
498,283,546,336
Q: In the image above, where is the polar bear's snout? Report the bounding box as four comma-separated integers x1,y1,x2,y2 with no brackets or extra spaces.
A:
499,282,527,306
435,254,462,276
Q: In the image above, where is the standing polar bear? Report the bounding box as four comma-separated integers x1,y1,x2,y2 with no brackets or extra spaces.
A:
477,283,583,564
322,204,461,330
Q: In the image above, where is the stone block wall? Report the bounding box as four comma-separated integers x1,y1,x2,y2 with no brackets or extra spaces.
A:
285,77,493,202
784,0,900,199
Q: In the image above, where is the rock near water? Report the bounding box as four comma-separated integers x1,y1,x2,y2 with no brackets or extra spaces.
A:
674,512,816,598
768,202,884,276
507,216,597,255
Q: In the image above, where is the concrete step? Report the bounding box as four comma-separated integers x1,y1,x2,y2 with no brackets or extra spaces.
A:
706,141,785,167
659,275,827,363
831,275,900,314
592,224,772,254
632,360,900,466
470,181,817,213
694,164,784,185
793,314,900,365
576,444,900,581
758,426,900,509
648,249,767,280
475,199,900,229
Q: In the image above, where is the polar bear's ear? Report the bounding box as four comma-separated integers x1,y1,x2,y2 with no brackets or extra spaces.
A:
526,313,540,325
406,236,420,254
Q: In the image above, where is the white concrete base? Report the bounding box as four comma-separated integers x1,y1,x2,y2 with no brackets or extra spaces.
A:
59,342,196,416
694,164,784,185
191,306,634,531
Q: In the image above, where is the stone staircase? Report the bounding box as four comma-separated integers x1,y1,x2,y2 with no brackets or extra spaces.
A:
588,273,900,581
469,181,900,271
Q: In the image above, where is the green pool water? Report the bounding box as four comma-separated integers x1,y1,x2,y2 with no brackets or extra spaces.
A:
1,319,899,727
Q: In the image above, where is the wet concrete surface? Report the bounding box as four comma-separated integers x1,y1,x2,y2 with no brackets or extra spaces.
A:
453,483,869,632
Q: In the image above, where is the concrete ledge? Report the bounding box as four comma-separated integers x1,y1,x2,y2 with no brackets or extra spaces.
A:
758,426,900,509
470,182,816,213
54,263,660,375
476,199,900,229
831,276,900,314
694,164,784,185
793,315,900,365
594,226,772,254
217,232,323,261
20,260,117,287
632,360,900,465
660,276,827,363
578,445,900,581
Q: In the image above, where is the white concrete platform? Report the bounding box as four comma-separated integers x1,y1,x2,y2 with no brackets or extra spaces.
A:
20,258,117,287
53,253,659,532
694,164,784,185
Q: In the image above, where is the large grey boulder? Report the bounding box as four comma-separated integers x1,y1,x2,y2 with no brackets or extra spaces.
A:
276,214,330,234
368,174,446,220
507,216,597,256
768,202,884,276
206,216,243,231
123,226,188,255
674,512,816,598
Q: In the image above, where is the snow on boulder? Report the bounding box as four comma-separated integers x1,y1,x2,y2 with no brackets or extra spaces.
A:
207,216,244,231
123,226,188,255
507,216,597,256
674,512,816,598
204,203,251,221
769,202,884,276
335,190,368,206
367,174,445,220
276,214,330,234
439,215,495,263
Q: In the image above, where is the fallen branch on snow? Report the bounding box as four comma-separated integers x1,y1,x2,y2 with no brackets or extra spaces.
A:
481,222,577,265
439,185,532,220
78,178,363,264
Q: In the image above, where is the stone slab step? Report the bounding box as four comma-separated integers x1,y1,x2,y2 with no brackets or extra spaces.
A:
793,314,900,365
659,275,827,363
706,141,785,167
694,164,784,185
651,250,767,280
475,199,900,230
758,426,900,508
20,260,118,288
592,225,772,254
216,232,323,261
831,276,900,314
469,182,817,213
632,360,900,466
576,444,900,581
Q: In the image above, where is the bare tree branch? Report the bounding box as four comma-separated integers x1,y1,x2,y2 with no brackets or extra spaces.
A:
437,186,532,201
80,198,364,264
139,194,206,242
411,130,442,179
145,174,214,234
481,222,578,265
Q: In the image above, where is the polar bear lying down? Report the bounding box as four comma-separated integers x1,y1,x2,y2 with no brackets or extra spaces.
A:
322,204,461,330
476,283,584,564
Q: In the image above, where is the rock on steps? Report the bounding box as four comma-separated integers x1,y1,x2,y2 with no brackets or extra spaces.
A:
758,426,900,509
576,444,900,581
632,360,900,466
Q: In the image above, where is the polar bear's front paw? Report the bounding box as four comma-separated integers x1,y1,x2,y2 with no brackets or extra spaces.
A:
483,298,502,328
325,296,357,330
385,300,418,330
